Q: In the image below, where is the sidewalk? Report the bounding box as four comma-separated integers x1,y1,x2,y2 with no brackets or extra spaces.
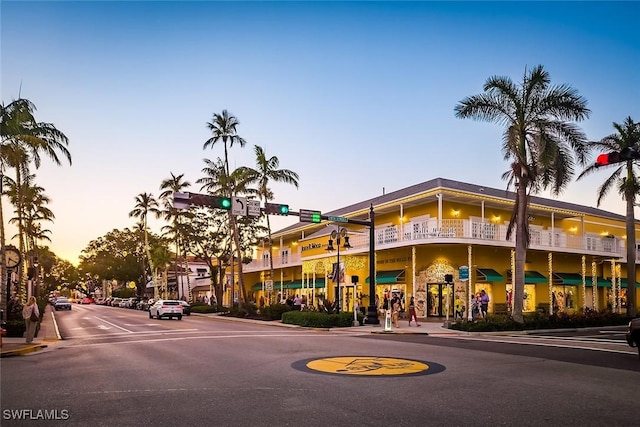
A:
195,311,461,336
0,304,61,358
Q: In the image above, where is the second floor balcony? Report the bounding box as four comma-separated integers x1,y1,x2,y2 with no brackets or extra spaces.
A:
243,216,631,273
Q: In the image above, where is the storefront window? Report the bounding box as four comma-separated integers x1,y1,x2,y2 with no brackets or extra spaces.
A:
473,283,493,314
506,284,536,312
552,285,577,312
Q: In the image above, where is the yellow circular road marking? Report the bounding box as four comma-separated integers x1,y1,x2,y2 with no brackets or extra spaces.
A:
305,356,432,376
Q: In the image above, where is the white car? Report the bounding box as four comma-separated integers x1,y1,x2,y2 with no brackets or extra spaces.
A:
149,300,183,320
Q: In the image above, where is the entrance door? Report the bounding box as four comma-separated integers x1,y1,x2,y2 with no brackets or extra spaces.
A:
427,284,454,317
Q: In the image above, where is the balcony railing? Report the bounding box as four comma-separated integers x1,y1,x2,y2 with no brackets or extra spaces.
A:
243,217,629,272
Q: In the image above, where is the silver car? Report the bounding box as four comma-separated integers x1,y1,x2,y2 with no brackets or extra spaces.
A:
54,297,72,311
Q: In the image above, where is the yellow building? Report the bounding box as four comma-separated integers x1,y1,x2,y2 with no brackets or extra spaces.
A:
243,178,639,318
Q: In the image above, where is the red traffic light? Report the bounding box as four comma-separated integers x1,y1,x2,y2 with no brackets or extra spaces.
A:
595,148,640,167
595,153,617,167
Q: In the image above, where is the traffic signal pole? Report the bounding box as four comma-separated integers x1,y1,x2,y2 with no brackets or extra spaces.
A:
174,192,379,325
290,205,379,325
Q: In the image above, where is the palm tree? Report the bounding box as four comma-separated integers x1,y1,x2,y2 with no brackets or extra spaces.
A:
159,172,191,299
128,193,161,298
197,157,256,303
203,110,247,176
455,65,590,323
150,246,172,299
240,145,299,292
578,117,640,317
203,110,249,302
1,98,70,299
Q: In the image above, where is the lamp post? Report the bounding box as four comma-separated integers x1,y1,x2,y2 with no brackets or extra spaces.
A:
326,227,351,313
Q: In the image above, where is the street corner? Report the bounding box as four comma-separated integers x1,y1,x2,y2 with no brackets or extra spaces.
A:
292,356,445,377
0,343,48,358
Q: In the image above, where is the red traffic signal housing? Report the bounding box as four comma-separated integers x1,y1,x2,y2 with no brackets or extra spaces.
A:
595,147,640,167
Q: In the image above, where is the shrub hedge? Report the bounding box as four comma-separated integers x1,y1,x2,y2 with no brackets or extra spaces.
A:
449,310,631,332
281,310,364,328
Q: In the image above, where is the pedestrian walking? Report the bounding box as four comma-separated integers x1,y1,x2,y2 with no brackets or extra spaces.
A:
480,289,489,317
408,296,420,326
22,296,40,344
392,298,400,328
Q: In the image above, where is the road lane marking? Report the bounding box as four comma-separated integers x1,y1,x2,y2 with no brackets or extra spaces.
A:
450,335,636,355
94,316,134,333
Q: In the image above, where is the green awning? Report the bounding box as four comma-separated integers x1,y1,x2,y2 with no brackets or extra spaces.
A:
507,270,548,284
365,270,406,284
476,268,503,282
252,279,326,291
601,277,640,288
553,272,584,285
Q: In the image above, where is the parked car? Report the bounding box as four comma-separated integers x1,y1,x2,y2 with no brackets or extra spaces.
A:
137,298,150,310
149,300,183,320
95,298,106,305
110,297,122,307
54,297,72,311
626,317,640,359
81,297,93,304
179,301,191,316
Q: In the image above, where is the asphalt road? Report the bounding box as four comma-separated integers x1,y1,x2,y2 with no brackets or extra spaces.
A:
1,304,639,427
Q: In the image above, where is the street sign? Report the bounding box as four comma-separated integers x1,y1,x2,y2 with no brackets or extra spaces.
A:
328,215,348,223
247,199,261,217
265,280,273,291
232,196,247,216
459,266,469,281
300,209,322,223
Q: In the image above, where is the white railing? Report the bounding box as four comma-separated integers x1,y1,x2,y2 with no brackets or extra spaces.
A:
244,216,628,271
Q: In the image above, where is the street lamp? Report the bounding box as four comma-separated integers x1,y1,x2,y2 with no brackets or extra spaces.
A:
326,227,351,313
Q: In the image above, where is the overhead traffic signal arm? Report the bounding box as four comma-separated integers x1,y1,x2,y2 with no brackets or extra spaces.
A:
595,147,640,167
264,202,290,215
174,192,232,210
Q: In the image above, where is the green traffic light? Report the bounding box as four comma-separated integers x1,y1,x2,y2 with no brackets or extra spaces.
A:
221,198,232,209
279,205,289,214
311,213,321,223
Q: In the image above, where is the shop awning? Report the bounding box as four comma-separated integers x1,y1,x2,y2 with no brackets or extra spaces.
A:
507,270,548,283
476,268,503,282
552,272,584,285
251,279,327,291
365,270,406,284
601,277,640,288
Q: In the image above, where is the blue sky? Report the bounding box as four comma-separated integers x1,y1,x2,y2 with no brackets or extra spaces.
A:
2,1,639,264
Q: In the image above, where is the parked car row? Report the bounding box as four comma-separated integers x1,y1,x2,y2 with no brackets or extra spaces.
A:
95,297,191,316
47,294,192,319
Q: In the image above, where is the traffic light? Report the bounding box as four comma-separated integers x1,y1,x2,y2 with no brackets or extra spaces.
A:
264,202,289,215
213,196,232,210
188,193,232,210
595,147,640,167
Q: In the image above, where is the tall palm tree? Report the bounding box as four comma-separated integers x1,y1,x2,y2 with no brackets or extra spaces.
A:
203,110,249,302
159,172,191,299
578,117,640,317
1,98,70,299
128,193,161,297
203,110,247,176
240,145,299,291
197,157,256,303
455,65,590,323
